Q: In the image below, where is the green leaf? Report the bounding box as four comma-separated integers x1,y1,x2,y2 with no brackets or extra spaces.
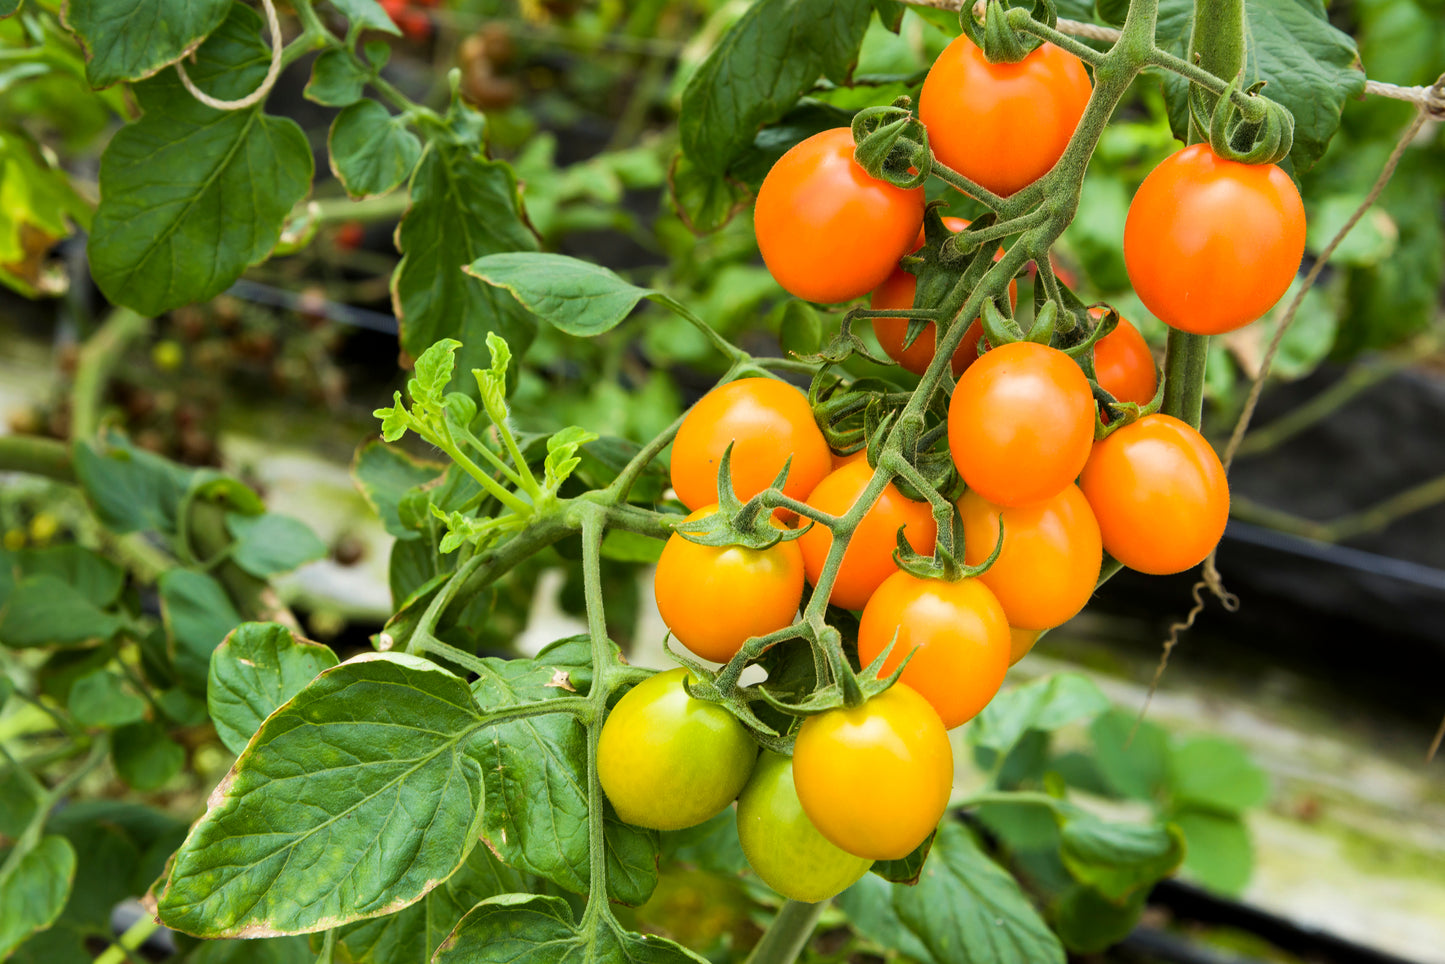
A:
89,4,313,315
1262,279,1336,380
11,819,142,963
471,639,658,906
73,436,191,535
543,426,599,491
0,836,76,958
157,654,490,938
62,0,232,89
67,668,147,728
225,512,327,578
433,893,707,964
394,98,538,397
329,99,422,199
1169,736,1269,814
159,569,243,693
969,673,1110,758
1154,0,1364,172
412,338,462,404
1172,808,1253,896
113,720,186,791
0,129,92,297
1306,194,1398,267
465,253,666,337
207,622,339,756
836,874,934,963
680,0,873,174
891,821,1065,964
187,936,314,964
1058,812,1184,901
1089,709,1170,801
15,545,123,607
667,152,747,234
334,844,532,964
304,48,370,107
1052,885,1149,954
327,0,402,35
601,530,665,564
871,832,934,884
352,441,444,540
0,575,123,648
0,1,20,17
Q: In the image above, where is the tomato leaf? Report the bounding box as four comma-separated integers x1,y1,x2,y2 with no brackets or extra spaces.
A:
1089,708,1171,801
0,129,92,297
1057,810,1184,901
1052,885,1149,953
13,545,123,608
433,893,707,964
890,820,1066,964
88,4,313,315
62,0,231,89
113,719,186,791
304,48,370,107
352,441,445,540
0,1,20,17
680,0,872,175
1168,735,1270,814
157,654,490,938
393,96,538,399
329,99,422,199
326,0,402,35
836,874,935,963
224,512,328,578
67,669,147,728
465,252,661,337
1154,0,1364,173
73,436,192,536
0,575,123,648
968,672,1110,759
470,638,660,906
1172,808,1253,895
0,836,76,958
207,622,339,756
160,569,243,694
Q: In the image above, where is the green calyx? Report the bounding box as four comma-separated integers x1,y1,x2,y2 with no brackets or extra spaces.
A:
851,100,930,190
673,442,809,550
965,0,1058,64
1206,77,1295,165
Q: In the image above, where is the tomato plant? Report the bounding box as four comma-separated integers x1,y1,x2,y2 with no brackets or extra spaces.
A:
856,571,1010,728
598,669,758,831
1080,414,1231,575
1124,144,1307,335
736,751,872,903
754,128,924,304
792,683,954,860
948,341,1096,507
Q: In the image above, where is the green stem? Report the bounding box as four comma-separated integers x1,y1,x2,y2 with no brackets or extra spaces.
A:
578,506,613,925
404,554,486,655
93,914,160,964
0,435,74,481
1009,11,1110,66
1160,328,1210,429
434,422,535,516
744,900,828,964
70,307,151,441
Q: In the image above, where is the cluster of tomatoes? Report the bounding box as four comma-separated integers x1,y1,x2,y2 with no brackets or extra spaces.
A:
379,0,438,42
598,33,1305,904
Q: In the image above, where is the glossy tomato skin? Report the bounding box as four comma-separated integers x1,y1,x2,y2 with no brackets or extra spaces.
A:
1092,313,1157,406
598,669,757,831
948,342,1095,507
856,571,1010,728
1080,414,1229,575
1009,627,1041,666
755,128,925,303
797,460,937,610
736,751,872,902
793,683,953,860
919,36,1091,197
671,377,832,513
655,507,804,663
1124,144,1305,335
958,484,1101,631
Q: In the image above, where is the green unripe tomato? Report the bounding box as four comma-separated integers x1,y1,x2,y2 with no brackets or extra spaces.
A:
736,751,872,902
598,668,757,831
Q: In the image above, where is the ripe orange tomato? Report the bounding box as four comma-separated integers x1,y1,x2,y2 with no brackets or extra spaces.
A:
1079,414,1229,575
797,460,937,610
1091,311,1157,406
919,36,1091,197
958,484,1101,631
755,128,925,303
856,571,1010,728
1008,627,1041,665
670,377,832,513
948,342,1095,507
831,448,868,471
870,218,1018,378
654,507,804,663
793,683,953,860
1124,144,1305,335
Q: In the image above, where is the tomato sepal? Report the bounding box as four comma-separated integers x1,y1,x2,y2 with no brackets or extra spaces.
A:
869,828,937,884
851,99,931,190
963,0,1059,64
672,443,811,550
1202,76,1296,167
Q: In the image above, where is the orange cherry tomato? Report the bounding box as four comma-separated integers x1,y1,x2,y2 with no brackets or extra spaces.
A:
1008,627,1041,666
797,460,937,610
856,571,1010,728
831,448,868,471
919,36,1092,197
755,128,925,303
958,484,1101,631
670,377,832,513
1091,311,1157,406
1079,414,1230,575
1124,144,1305,335
793,683,953,860
654,507,804,663
870,218,1019,378
948,341,1095,507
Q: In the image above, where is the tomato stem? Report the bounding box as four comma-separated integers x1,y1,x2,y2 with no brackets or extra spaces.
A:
744,900,829,964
